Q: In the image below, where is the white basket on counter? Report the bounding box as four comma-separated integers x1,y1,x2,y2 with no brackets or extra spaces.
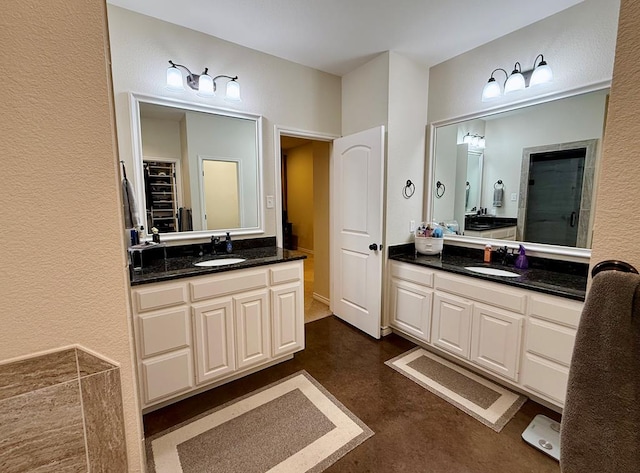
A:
414,236,443,255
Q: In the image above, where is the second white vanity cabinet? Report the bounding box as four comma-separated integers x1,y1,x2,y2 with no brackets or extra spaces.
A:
132,261,304,409
388,260,583,409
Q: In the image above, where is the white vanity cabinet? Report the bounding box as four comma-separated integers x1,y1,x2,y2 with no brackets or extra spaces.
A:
131,261,304,409
464,226,516,240
388,262,434,342
388,260,583,408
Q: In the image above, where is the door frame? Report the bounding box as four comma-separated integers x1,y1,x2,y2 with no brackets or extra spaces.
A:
198,155,244,230
518,139,598,247
273,126,340,249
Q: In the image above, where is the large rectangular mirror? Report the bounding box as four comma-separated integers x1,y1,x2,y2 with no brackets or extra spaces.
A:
129,93,263,238
430,87,609,250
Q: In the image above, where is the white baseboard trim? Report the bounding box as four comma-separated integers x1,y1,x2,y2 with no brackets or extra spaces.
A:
381,326,393,337
312,293,330,305
296,247,314,255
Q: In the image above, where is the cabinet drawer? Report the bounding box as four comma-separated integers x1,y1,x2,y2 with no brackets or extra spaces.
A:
190,269,268,301
390,261,434,287
133,283,188,313
521,353,569,404
492,226,516,239
141,349,194,405
270,263,302,285
435,273,527,314
138,308,190,358
528,294,583,328
525,318,576,366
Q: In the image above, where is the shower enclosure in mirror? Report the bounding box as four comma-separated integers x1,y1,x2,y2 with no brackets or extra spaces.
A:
430,87,609,249
128,93,263,239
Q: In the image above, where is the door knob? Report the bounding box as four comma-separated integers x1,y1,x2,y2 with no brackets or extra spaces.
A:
369,243,378,251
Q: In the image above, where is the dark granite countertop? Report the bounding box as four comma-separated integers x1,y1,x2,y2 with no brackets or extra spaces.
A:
129,243,306,286
389,244,587,301
464,216,518,232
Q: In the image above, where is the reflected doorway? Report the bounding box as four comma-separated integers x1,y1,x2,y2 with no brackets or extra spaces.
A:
280,136,332,323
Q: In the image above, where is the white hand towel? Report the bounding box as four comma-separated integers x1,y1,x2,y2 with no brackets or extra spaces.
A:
493,187,503,207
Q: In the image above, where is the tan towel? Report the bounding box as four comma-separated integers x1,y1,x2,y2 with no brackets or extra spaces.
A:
560,271,640,473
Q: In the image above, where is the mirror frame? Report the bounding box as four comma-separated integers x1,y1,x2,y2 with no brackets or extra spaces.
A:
128,92,264,241
426,81,611,263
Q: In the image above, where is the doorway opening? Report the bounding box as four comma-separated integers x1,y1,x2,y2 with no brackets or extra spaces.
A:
518,139,598,248
280,135,332,323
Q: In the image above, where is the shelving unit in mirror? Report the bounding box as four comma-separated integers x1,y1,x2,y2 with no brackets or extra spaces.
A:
144,160,178,233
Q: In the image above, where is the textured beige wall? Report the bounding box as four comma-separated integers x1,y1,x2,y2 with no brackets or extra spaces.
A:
286,144,315,252
313,141,331,300
1,1,143,470
591,0,640,272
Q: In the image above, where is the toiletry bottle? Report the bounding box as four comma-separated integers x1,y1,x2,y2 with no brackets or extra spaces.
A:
138,225,146,241
225,232,233,254
515,244,528,269
484,244,492,263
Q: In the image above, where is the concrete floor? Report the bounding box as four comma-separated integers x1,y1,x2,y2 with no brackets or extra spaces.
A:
144,316,561,473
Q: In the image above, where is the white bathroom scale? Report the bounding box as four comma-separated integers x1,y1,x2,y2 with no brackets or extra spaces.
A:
521,414,561,461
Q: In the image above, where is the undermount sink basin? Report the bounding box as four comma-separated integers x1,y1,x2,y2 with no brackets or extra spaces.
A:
195,258,246,267
464,267,521,278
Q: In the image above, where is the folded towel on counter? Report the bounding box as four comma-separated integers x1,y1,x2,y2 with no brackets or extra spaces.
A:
492,187,503,207
560,271,640,473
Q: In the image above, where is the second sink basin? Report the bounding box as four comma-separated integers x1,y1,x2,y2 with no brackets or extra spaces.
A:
464,266,521,278
195,258,247,267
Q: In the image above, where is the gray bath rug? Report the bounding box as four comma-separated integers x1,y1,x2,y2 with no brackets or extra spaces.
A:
386,347,526,432
146,370,373,473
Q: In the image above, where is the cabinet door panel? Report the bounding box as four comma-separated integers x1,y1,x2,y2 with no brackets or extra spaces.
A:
193,299,236,384
271,283,304,357
432,292,472,359
234,290,270,370
141,349,193,405
389,278,432,342
471,304,523,381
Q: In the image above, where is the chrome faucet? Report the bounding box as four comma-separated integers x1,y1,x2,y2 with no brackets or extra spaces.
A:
211,236,221,255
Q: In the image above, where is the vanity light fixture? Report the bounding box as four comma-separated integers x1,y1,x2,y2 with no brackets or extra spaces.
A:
481,54,553,102
462,132,485,149
166,60,241,101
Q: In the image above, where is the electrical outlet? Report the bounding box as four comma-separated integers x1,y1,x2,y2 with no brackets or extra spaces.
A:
266,195,274,208
511,192,518,202
410,220,416,233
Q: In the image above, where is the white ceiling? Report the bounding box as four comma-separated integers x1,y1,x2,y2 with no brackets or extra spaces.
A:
107,0,583,76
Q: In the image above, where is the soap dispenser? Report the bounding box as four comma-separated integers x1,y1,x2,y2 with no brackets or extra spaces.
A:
515,244,528,269
225,232,233,254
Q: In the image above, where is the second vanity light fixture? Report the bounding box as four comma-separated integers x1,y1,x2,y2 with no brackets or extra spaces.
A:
481,54,553,102
166,60,241,102
462,133,485,149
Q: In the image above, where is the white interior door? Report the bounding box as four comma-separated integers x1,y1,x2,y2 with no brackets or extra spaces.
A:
331,126,385,339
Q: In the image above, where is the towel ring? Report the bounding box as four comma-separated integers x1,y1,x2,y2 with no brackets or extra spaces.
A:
494,180,504,189
435,181,446,198
403,179,415,199
591,260,639,278
466,181,470,190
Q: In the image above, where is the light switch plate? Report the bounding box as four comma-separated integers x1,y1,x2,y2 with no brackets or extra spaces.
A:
266,195,274,208
511,192,518,202
410,220,416,233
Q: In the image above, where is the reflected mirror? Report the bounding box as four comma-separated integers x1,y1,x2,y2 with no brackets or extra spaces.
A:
129,94,263,236
431,88,609,249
